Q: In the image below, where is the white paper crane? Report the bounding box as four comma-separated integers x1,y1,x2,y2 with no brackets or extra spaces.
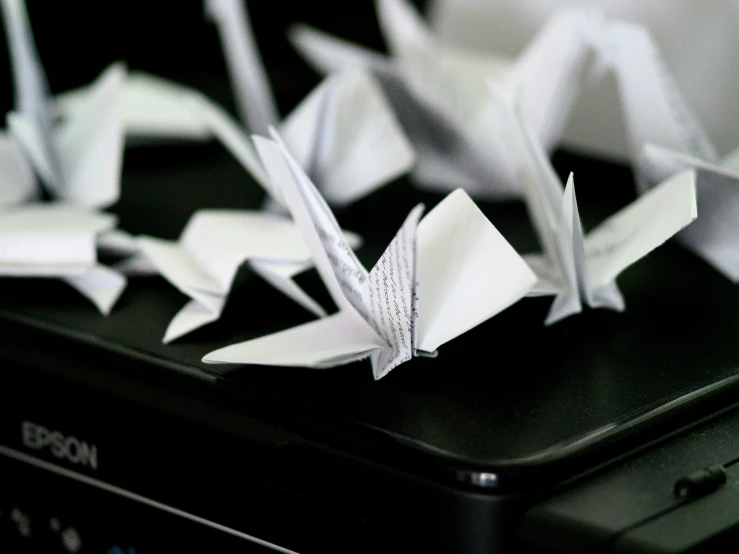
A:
119,93,364,342
490,86,698,324
290,0,600,200
0,0,127,314
205,0,415,205
203,130,537,379
594,18,739,283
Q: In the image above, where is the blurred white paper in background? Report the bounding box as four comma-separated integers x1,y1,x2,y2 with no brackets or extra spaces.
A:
54,72,212,144
0,205,126,314
280,68,415,205
205,0,415,205
590,18,739,284
490,87,698,324
205,0,279,136
184,69,415,208
203,132,536,379
291,0,597,200
429,0,739,160
0,0,128,313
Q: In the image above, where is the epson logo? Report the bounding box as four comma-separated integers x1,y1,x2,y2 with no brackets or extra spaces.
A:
21,421,98,470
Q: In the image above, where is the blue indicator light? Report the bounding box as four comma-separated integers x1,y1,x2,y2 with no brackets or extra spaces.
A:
107,546,137,554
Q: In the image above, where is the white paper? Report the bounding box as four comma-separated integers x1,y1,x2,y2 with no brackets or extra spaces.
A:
63,264,128,316
55,72,212,143
97,228,142,259
203,312,384,368
636,146,739,283
0,204,126,313
0,206,115,275
51,63,126,208
2,0,126,209
205,0,279,135
203,0,414,205
134,210,333,343
591,19,739,283
416,188,537,352
290,0,597,200
498,87,698,324
203,133,535,378
187,72,414,207
430,0,739,160
280,68,415,205
593,19,717,167
1,0,55,176
0,131,35,206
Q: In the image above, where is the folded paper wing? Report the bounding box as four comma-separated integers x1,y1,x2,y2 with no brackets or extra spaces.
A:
50,63,125,208
63,265,128,316
6,58,124,208
593,20,739,284
281,68,415,205
290,0,595,200
584,170,698,287
137,211,332,343
594,19,717,171
204,132,535,378
55,72,212,143
638,146,739,282
203,312,384,368
415,189,537,352
0,206,115,275
0,205,126,314
513,9,601,153
2,0,126,209
499,85,697,324
380,0,595,153
292,23,516,199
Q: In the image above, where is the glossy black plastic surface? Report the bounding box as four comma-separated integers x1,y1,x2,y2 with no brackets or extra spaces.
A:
2,142,739,492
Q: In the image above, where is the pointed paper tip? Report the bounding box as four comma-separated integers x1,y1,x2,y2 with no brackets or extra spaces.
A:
90,280,127,317
162,325,183,345
201,347,230,364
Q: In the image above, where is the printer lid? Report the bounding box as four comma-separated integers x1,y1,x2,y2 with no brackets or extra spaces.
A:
2,146,738,493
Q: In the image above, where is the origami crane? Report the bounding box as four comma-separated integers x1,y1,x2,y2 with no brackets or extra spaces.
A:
490,86,698,324
0,0,127,313
594,18,739,282
205,0,415,205
203,130,536,379
134,209,361,343
290,0,600,200
120,94,363,342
